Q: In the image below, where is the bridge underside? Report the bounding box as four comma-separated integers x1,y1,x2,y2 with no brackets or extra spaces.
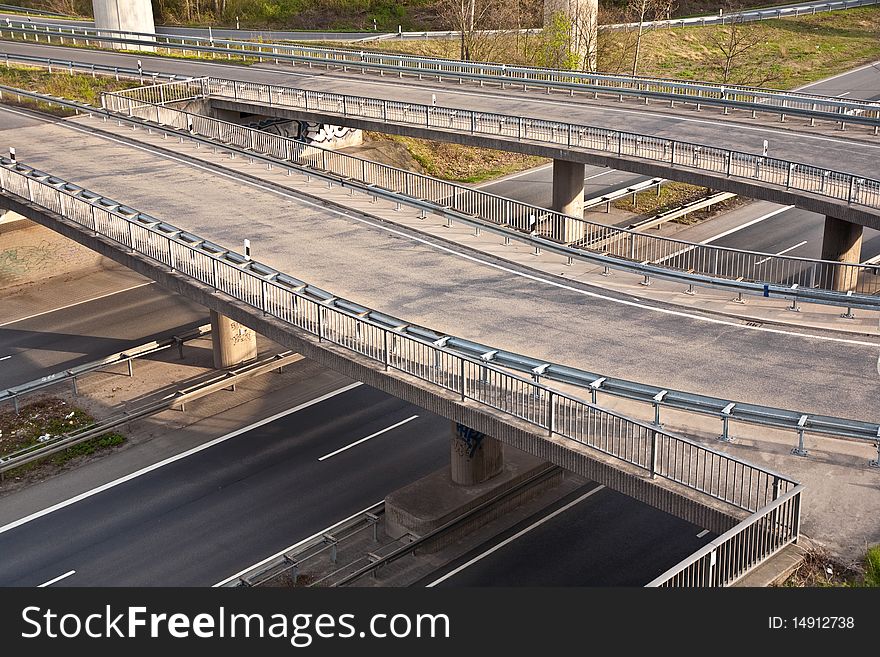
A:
0,191,745,536
209,98,880,234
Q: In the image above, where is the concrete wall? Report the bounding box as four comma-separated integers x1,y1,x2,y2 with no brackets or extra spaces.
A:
1,191,747,537
92,0,156,51
210,98,880,231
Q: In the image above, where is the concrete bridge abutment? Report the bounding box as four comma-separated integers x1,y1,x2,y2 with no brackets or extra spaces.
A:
821,215,863,292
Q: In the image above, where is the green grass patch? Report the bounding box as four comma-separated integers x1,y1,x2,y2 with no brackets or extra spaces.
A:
0,398,126,482
0,63,139,107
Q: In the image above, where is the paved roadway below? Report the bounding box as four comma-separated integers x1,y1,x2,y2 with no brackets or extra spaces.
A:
0,282,208,389
2,107,877,425
0,383,450,586
419,483,715,587
2,41,879,188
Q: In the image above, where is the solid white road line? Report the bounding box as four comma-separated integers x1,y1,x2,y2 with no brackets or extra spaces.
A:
754,240,808,265
864,253,880,265
0,281,154,327
317,415,419,461
37,570,76,587
795,61,880,90
836,92,852,98
700,206,794,245
212,500,382,587
696,529,710,539
0,355,11,362
473,164,551,188
9,107,877,348
425,485,606,587
0,382,364,537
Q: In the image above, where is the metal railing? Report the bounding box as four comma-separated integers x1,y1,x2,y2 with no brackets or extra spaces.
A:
4,19,880,130
3,85,878,461
194,76,880,215
0,156,800,514
648,483,804,586
0,323,210,412
100,79,880,299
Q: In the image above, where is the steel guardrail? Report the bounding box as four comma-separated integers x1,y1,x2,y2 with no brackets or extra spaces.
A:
0,51,185,82
98,78,880,302
0,351,300,473
2,86,877,461
0,323,211,411
0,156,801,513
193,75,880,214
647,483,804,587
4,18,880,130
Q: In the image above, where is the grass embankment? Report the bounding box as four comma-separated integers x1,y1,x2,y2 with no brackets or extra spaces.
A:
0,398,125,480
784,546,880,587
0,64,138,115
359,7,880,89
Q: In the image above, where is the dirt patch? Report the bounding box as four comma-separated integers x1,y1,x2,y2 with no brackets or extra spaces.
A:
781,547,878,587
613,182,748,225
360,132,546,183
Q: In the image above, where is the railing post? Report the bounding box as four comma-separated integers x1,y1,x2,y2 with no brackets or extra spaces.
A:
459,357,466,401
383,330,389,370
317,305,324,341
650,429,658,478
547,390,554,436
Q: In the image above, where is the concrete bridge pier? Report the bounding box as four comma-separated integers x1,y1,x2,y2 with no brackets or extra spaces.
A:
92,0,156,51
820,215,863,291
450,421,504,485
551,159,586,244
210,310,257,369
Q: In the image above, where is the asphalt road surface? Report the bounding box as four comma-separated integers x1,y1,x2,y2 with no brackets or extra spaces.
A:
420,483,715,587
0,384,448,586
0,283,207,389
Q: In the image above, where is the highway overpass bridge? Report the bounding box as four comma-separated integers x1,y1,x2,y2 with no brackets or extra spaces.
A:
1,36,879,286
0,151,804,587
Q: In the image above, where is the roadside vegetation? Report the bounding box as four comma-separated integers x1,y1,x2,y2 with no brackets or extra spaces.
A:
0,398,126,483
0,64,138,115
611,182,745,224
783,546,880,587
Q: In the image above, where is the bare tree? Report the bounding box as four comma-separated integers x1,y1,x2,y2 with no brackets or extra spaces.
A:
704,15,779,85
436,0,528,62
625,0,675,76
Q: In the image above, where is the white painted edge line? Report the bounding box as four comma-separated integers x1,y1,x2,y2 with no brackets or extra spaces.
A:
0,355,11,362
0,281,154,327
472,163,551,188
794,60,880,91
212,500,382,587
700,205,794,245
696,529,710,538
37,570,75,587
318,414,419,461
13,106,879,348
755,240,809,265
425,484,606,587
863,253,880,265
0,382,364,536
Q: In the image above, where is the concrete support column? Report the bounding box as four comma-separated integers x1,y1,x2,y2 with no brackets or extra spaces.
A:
543,0,599,71
820,216,863,291
551,159,586,244
210,310,257,369
92,0,156,51
450,422,503,486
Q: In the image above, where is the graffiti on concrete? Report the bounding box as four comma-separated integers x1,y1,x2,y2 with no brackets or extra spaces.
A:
243,117,357,145
454,423,487,458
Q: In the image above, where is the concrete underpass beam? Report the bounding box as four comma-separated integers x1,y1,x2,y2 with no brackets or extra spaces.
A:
450,422,503,485
551,159,586,243
821,215,864,292
210,309,257,369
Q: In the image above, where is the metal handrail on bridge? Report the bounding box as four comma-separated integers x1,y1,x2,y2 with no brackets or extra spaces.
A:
2,86,877,461
101,78,880,302
0,156,803,516
11,79,875,312
4,19,880,131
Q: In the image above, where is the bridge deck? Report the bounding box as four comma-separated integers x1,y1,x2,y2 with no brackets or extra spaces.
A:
4,112,876,426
